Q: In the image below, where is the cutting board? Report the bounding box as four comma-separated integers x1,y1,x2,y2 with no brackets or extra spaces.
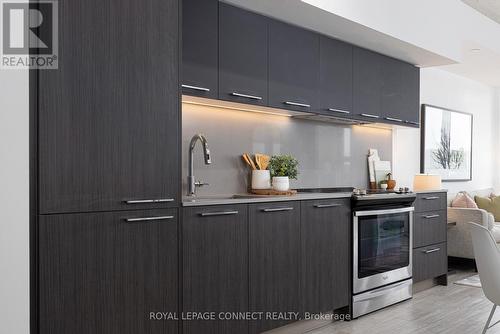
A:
250,189,297,196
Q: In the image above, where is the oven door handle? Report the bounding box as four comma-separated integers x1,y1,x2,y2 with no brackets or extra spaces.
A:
354,207,414,217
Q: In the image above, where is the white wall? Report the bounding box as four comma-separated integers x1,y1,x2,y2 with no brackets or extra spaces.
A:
0,69,30,333
393,67,499,194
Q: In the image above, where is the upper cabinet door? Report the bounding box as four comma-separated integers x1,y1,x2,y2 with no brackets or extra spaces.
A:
268,21,319,112
319,36,353,116
381,57,420,126
38,0,179,214
353,47,384,122
219,3,268,106
182,0,218,98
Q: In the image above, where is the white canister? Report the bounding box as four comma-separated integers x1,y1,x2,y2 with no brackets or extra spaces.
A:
272,176,290,192
251,170,271,190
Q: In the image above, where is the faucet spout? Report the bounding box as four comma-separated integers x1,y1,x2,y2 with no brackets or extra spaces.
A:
188,134,211,196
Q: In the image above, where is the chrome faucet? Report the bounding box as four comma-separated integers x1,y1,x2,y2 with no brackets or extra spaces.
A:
187,134,212,196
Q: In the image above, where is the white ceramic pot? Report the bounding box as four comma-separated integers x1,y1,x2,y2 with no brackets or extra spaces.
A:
380,183,388,190
272,176,290,192
252,170,271,190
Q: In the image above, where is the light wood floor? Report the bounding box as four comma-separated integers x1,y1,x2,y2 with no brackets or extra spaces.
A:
268,270,500,334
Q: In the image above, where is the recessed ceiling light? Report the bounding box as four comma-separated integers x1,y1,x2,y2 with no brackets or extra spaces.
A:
470,48,481,53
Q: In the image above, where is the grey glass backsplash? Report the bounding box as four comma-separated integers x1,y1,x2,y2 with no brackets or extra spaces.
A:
182,102,392,196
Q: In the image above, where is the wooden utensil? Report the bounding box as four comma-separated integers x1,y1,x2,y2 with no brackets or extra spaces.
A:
254,154,262,170
259,154,270,170
242,153,257,170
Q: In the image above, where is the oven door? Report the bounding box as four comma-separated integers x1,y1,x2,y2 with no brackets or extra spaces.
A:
353,207,413,294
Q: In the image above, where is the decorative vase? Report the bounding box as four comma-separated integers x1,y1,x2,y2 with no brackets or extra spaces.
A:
387,179,396,190
272,176,290,191
252,170,271,190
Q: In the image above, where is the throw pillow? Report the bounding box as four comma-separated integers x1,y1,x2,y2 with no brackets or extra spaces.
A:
475,195,500,222
451,191,478,208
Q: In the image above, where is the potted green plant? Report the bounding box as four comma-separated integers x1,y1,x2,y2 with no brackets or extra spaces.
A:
268,154,299,191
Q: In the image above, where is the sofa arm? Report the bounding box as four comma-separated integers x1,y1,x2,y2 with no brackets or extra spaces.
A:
447,207,493,230
447,207,494,259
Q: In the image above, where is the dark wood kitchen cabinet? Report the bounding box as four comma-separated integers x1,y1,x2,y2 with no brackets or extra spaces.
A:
353,47,384,122
412,191,448,284
38,209,178,334
319,36,353,116
218,3,268,106
413,210,447,248
249,202,301,334
413,242,447,283
37,0,180,214
182,205,249,334
300,199,351,314
182,0,218,98
381,56,420,125
353,47,420,126
268,20,319,112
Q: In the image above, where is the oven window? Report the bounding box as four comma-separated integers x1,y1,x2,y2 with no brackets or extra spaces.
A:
358,212,410,279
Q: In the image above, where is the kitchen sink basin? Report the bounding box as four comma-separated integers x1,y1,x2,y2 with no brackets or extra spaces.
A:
183,194,274,203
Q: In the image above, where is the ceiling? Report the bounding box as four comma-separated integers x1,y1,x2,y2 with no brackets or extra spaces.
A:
224,0,500,87
462,0,500,24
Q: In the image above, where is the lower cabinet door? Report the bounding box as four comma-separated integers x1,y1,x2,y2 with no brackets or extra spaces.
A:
301,199,351,314
413,242,447,283
182,205,249,334
249,202,300,334
38,209,178,334
413,210,447,248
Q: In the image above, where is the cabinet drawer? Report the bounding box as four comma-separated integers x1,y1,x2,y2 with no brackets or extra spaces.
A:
413,210,447,248
415,192,447,212
413,242,447,283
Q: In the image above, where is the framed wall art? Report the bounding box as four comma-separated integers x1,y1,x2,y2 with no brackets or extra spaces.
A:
420,104,473,181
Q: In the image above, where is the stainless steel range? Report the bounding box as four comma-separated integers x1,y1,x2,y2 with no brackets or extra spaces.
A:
351,189,416,318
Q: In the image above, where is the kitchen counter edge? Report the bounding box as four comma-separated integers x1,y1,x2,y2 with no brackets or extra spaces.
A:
182,192,353,207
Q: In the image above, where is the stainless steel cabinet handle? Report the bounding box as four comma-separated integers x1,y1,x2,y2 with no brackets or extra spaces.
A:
125,198,174,204
284,101,311,108
423,248,441,254
125,216,174,222
423,196,440,200
328,108,350,114
314,203,342,208
423,214,440,219
384,117,403,122
199,211,239,217
182,84,210,92
360,113,380,119
262,207,294,212
231,92,263,100
405,121,419,125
